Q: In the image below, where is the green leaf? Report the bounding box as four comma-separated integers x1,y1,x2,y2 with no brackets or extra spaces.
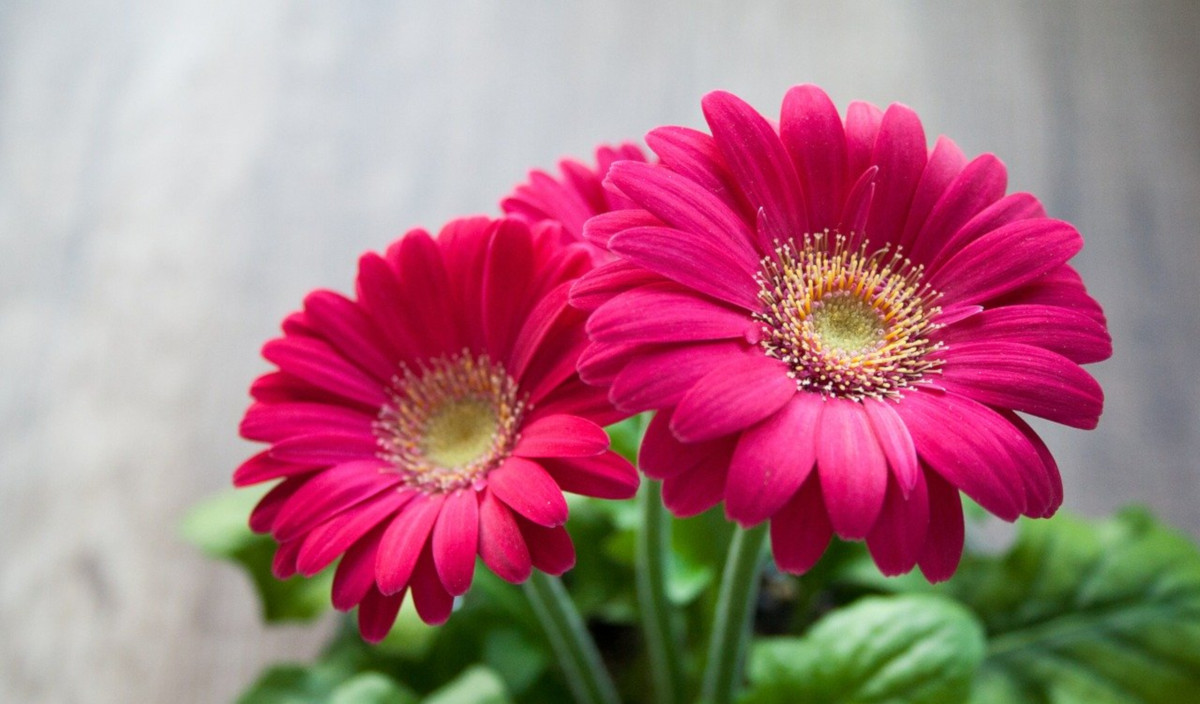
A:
741,594,986,704
330,673,418,704
951,508,1200,704
606,414,648,464
423,666,512,704
181,488,332,622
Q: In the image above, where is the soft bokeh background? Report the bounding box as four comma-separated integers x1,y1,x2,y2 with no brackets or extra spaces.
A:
1,1,1197,701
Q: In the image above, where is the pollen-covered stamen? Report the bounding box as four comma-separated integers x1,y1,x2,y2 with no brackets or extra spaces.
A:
374,351,526,493
753,231,943,400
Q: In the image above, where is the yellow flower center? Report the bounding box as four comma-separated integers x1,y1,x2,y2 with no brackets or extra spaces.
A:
375,352,525,493
754,231,942,400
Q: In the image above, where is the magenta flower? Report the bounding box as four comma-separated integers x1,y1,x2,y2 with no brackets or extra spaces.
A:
235,217,637,641
575,85,1110,580
502,143,647,261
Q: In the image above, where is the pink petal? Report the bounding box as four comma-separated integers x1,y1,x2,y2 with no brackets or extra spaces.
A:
357,586,404,643
302,290,400,382
376,493,444,595
248,477,305,533
780,84,847,232
937,304,1111,365
838,167,877,235
478,489,532,582
894,390,1025,520
262,337,387,408
990,264,1106,325
608,226,760,308
896,136,968,254
488,457,569,527
864,103,928,248
640,408,737,480
332,527,384,610
661,454,730,517
587,282,753,345
577,340,637,386
769,475,833,574
931,192,1046,270
607,160,759,261
938,341,1104,429
271,538,302,579
240,401,374,443
816,398,889,540
581,209,664,251
432,489,480,596
437,217,492,349
482,220,535,360
394,230,462,358
844,101,884,182
410,548,455,625
930,219,1083,306
908,153,1007,264
296,488,415,576
725,393,823,526
862,399,920,495
917,468,964,582
510,281,573,380
866,471,930,576
233,450,316,487
570,258,664,311
610,340,742,413
353,252,427,364
644,126,750,215
539,451,639,500
513,414,609,458
670,349,796,442
518,518,576,575
702,90,808,246
267,431,380,465
271,460,398,541
1004,411,1063,518
529,375,625,427
520,320,590,406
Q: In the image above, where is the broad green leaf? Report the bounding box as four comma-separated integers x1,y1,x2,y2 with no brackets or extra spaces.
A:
423,666,512,704
951,508,1200,704
329,673,417,704
181,488,332,622
741,594,986,704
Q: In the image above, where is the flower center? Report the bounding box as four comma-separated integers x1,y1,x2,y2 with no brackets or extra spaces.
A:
754,231,942,400
374,351,526,493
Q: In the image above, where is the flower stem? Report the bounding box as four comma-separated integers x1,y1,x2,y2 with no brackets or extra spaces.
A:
699,523,769,704
524,571,621,704
636,480,684,704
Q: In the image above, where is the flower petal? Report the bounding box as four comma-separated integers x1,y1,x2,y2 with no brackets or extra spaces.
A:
671,349,795,442
640,408,735,480
917,468,964,582
233,450,316,487
862,398,920,495
267,432,380,465
518,518,576,575
410,547,455,625
864,103,927,248
513,414,609,458
703,90,808,247
608,226,760,308
587,282,753,345
930,219,1082,306
539,451,639,500
938,341,1103,429
816,398,889,540
332,527,384,611
432,489,480,596
661,454,730,517
725,393,823,526
303,290,401,382
866,471,930,576
937,304,1112,364
610,340,742,413
896,136,968,254
482,219,535,359
376,493,444,595
908,153,1006,264
297,488,415,576
272,460,398,541
581,209,665,251
780,84,847,231
769,475,833,574
570,258,664,311
358,586,404,644
262,336,387,408
488,457,569,527
478,489,532,583
240,401,374,443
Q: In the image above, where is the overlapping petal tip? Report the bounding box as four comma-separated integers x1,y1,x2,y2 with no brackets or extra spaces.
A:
235,214,635,641
575,84,1110,583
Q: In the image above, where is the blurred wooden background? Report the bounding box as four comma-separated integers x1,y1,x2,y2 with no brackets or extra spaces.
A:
1,1,1197,701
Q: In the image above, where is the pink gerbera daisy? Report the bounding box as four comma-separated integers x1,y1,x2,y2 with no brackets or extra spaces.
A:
502,143,648,261
574,85,1110,580
235,216,638,641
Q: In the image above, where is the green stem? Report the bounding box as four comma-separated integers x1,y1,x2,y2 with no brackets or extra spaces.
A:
524,571,621,704
699,523,770,704
635,481,684,704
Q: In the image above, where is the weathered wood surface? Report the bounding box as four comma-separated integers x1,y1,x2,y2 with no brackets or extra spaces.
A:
1,1,1196,701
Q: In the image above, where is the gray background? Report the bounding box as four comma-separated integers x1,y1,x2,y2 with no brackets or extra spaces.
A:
1,1,1197,701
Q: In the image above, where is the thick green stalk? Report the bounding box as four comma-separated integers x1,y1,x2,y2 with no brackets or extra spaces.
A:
635,481,684,704
524,571,621,704
699,523,769,704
